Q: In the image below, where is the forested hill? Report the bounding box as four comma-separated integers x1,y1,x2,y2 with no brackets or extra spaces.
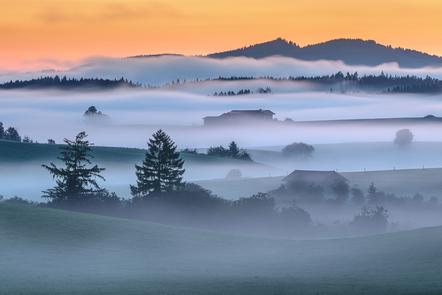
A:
0,76,141,90
208,38,442,68
213,72,442,94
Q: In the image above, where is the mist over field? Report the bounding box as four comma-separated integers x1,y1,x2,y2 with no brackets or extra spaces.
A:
2,53,442,292
2,87,442,146
5,1,442,293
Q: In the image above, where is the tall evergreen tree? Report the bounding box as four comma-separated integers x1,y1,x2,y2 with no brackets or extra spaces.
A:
131,130,185,197
0,122,4,139
42,131,105,202
228,141,240,157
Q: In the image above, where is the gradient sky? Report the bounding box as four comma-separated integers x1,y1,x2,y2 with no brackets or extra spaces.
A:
2,0,442,70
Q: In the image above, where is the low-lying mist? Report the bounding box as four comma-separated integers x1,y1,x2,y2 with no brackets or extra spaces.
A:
2,88,442,147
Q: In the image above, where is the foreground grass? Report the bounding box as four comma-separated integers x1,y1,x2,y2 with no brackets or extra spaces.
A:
1,203,442,294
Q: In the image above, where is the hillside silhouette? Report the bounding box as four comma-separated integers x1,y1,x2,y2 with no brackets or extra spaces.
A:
208,38,442,68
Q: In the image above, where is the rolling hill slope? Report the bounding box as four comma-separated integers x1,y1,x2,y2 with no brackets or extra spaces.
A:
1,203,442,294
197,168,442,200
0,140,274,200
0,139,252,165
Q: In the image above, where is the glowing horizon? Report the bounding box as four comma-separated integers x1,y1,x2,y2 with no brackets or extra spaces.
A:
2,0,442,70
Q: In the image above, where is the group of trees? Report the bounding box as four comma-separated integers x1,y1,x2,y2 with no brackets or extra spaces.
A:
282,142,315,158
213,89,251,96
39,130,311,235
43,130,185,206
207,141,252,161
0,122,21,142
351,206,389,233
0,76,141,90
84,106,106,117
394,129,413,147
271,179,351,205
211,72,442,94
37,130,182,202
351,182,437,209
213,87,271,96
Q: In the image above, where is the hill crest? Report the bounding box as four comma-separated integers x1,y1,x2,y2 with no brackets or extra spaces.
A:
208,38,442,68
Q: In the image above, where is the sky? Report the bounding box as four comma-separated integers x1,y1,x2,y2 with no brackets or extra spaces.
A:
2,0,442,70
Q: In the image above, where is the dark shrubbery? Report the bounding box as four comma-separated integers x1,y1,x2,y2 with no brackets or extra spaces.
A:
282,142,314,158
128,188,312,235
207,141,252,161
394,129,413,147
0,122,21,142
0,76,140,90
351,206,389,233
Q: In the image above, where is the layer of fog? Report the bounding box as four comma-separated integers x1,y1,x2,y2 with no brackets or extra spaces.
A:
3,55,442,86
2,88,442,147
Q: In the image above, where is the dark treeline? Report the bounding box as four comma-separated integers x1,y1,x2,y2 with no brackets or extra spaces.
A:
207,141,252,161
214,89,251,96
210,72,442,94
213,87,271,96
0,76,142,90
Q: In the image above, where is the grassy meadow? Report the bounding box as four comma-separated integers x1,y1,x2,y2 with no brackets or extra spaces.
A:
1,203,442,294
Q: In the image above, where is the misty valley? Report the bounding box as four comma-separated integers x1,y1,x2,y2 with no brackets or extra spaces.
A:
3,42,442,294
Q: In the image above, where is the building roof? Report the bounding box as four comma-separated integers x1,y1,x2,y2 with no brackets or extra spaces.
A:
283,170,348,185
230,109,275,115
203,109,275,120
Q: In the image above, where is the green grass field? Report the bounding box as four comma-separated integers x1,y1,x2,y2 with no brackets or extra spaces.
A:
0,139,261,165
1,203,442,294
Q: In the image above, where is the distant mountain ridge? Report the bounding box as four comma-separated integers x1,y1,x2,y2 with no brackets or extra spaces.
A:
208,38,442,68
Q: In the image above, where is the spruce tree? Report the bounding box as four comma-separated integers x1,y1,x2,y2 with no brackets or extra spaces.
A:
131,130,185,197
228,141,240,157
0,122,4,139
42,131,105,202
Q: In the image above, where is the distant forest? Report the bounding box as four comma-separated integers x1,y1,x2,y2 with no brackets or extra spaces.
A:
214,72,442,94
2,73,442,94
0,76,141,90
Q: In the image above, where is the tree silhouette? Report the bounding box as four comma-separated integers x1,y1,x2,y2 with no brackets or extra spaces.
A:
394,129,413,147
4,127,21,141
131,130,185,197
42,131,106,202
228,141,240,157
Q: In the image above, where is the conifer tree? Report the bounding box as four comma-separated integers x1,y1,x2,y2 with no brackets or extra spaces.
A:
131,130,185,197
228,141,240,157
42,131,105,202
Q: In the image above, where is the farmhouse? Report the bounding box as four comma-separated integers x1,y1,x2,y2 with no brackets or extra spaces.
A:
203,109,275,126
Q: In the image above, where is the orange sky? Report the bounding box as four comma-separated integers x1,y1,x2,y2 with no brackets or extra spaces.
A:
2,0,442,70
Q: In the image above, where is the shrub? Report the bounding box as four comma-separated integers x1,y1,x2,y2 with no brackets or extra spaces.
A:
394,129,413,147
351,206,389,233
282,142,314,158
